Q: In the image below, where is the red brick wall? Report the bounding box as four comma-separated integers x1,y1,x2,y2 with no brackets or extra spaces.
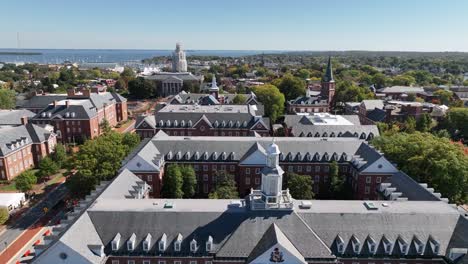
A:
1,145,35,181
133,172,163,198
106,256,214,264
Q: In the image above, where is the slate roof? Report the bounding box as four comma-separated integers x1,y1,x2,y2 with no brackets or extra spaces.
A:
0,123,53,156
169,92,258,105
144,72,203,82
135,115,156,129
0,109,35,126
361,100,384,111
366,108,387,122
128,133,391,173
378,86,425,94
33,100,97,120
18,94,67,109
284,115,379,140
98,169,149,200
380,171,443,202
289,96,328,106
153,104,270,131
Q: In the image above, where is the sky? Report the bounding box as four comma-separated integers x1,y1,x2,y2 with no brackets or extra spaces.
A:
1,0,468,51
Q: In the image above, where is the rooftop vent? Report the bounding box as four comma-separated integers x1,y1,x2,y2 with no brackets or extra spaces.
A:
364,201,378,210
299,201,312,209
164,202,174,209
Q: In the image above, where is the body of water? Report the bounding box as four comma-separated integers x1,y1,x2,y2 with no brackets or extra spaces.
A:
0,49,282,64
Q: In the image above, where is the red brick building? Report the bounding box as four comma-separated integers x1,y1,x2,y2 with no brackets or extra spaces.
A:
32,165,467,264
0,120,57,181
30,88,128,143
122,132,398,200
135,104,270,139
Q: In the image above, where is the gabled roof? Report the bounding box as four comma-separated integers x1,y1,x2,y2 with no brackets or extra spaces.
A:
247,223,307,263
0,123,53,156
135,115,156,129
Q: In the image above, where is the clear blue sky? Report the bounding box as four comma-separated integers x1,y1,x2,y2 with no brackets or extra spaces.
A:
1,0,467,51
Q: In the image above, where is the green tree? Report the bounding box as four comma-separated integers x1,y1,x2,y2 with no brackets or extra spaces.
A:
209,171,239,199
251,84,285,123
284,173,314,200
403,117,416,133
433,89,453,105
416,113,432,132
442,108,468,141
71,131,140,197
99,119,112,134
392,75,416,86
0,88,16,109
329,161,345,197
334,81,374,105
15,170,37,194
181,165,197,198
372,132,468,204
37,157,59,180
0,207,9,225
161,164,184,198
232,94,247,104
66,170,97,198
273,74,306,101
297,69,311,79
52,143,67,168
128,77,155,99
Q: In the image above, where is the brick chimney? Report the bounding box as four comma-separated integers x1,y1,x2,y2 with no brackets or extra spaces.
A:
90,87,99,94
82,89,91,98
20,116,28,125
67,88,76,97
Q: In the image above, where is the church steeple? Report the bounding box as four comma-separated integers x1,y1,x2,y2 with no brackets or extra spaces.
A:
209,75,219,99
323,56,334,83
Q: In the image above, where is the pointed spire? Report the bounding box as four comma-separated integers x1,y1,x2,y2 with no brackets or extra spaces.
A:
323,56,334,82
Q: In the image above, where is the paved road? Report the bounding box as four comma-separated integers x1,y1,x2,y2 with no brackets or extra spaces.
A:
0,184,68,256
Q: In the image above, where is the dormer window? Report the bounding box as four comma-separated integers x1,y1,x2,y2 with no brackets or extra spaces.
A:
335,235,345,254
111,233,121,251
174,234,183,252
338,244,344,253
190,239,198,252
143,234,151,252
398,237,408,254
351,237,360,254
127,233,136,251
206,236,213,252
414,238,424,255
174,120,178,127
181,120,185,127
159,233,167,252
367,237,376,254
429,237,440,255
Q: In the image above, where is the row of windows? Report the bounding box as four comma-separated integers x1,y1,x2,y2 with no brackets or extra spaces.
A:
112,260,214,264
6,148,32,163
194,165,236,172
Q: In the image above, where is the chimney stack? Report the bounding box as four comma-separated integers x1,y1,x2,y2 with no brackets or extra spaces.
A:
53,100,58,107
66,100,70,108
20,116,28,125
82,89,91,98
67,88,76,97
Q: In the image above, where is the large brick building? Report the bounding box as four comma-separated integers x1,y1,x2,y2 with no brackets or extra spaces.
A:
29,88,128,143
287,57,336,114
122,131,398,199
32,150,468,264
135,104,270,139
0,119,57,181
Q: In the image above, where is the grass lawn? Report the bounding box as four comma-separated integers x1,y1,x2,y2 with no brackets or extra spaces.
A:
0,169,65,193
0,182,17,192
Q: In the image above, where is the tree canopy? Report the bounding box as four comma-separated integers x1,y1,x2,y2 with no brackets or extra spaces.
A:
209,171,239,199
372,132,468,204
0,207,9,225
232,94,247,104
441,108,468,141
161,164,184,198
15,170,37,193
251,84,285,123
128,77,155,99
272,74,306,101
67,131,140,198
181,165,197,198
284,173,314,200
37,156,59,180
0,88,16,109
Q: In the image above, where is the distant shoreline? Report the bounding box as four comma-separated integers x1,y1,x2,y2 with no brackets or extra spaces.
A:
0,52,42,55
